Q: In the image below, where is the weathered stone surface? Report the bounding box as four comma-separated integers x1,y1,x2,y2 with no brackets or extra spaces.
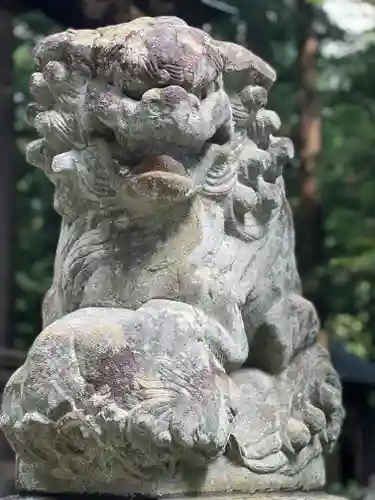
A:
0,16,344,496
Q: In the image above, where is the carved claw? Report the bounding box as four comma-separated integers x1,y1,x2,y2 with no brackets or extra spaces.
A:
314,376,345,452
303,401,327,436
285,418,311,453
227,433,288,473
122,368,235,468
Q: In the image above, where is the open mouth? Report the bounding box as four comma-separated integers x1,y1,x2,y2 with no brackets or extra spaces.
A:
121,155,196,203
130,156,189,178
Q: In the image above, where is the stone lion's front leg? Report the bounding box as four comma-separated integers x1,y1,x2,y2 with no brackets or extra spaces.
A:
0,301,248,489
226,344,344,475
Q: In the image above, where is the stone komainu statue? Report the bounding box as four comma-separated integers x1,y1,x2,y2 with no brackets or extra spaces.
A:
0,17,344,496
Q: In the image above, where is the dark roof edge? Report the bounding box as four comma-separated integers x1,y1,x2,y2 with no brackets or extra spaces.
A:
329,340,375,387
201,0,239,17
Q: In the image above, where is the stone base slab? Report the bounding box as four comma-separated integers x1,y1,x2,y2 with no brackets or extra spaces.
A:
15,455,326,496
0,493,347,500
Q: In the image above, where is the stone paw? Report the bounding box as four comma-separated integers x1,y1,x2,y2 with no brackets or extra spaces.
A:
169,391,235,463
123,373,234,468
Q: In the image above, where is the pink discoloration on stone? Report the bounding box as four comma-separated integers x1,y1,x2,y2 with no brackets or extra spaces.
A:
91,347,138,402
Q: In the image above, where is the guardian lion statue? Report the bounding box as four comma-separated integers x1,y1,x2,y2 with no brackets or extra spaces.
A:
0,16,344,496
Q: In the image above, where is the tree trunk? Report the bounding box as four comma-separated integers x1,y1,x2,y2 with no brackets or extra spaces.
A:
0,5,15,471
295,0,326,323
0,8,15,349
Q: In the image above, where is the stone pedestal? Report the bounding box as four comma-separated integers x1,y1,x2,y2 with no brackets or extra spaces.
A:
0,494,347,500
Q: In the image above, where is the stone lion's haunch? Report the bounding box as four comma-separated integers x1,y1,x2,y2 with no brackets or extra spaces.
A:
0,16,344,496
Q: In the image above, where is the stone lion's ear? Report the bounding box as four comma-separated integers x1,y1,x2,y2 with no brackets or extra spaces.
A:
215,41,276,92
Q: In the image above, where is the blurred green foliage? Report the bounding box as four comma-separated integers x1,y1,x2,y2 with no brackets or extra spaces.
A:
318,33,375,358
12,12,61,347
10,2,375,359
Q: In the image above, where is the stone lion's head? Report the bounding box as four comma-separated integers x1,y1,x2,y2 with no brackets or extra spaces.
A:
26,16,291,238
